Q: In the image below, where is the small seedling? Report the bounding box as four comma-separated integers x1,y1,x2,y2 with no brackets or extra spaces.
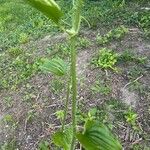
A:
55,110,65,122
8,47,23,57
87,108,97,121
124,107,138,130
19,33,29,44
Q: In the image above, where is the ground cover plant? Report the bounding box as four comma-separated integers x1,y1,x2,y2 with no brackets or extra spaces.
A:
0,0,150,149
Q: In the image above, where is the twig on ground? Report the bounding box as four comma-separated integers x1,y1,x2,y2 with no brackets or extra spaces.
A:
105,69,108,77
123,75,143,89
115,122,126,129
35,93,40,101
131,138,142,145
125,127,130,141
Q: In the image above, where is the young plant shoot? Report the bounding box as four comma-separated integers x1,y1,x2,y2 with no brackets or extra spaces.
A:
24,0,122,149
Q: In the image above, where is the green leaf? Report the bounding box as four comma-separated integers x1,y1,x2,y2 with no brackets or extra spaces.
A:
52,128,72,150
25,0,63,24
40,58,67,76
76,120,122,150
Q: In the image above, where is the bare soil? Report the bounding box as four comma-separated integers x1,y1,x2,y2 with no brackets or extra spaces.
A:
0,28,150,149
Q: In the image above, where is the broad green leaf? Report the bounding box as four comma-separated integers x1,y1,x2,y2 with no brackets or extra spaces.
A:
76,120,122,150
52,128,72,150
25,0,63,24
40,58,67,76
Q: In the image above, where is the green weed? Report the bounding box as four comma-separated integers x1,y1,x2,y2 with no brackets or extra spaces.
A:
77,37,91,48
139,12,150,38
92,48,118,71
18,33,29,44
8,47,23,57
91,81,111,95
96,26,128,45
1,114,18,130
3,97,13,108
124,107,138,130
26,109,37,122
128,10,150,38
118,50,147,64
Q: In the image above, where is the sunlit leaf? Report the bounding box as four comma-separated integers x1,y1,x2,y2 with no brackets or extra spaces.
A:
52,128,72,150
40,58,67,76
25,0,63,24
76,120,122,150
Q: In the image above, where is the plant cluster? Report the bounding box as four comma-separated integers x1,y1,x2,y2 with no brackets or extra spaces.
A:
139,12,150,38
92,48,147,73
96,26,128,45
93,48,118,71
128,10,150,38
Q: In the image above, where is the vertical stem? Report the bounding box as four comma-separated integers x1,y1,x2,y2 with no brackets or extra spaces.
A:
66,0,83,149
62,77,70,131
70,36,77,150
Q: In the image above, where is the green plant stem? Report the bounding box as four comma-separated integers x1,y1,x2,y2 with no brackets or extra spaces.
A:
70,36,77,150
69,1,83,149
62,77,71,131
